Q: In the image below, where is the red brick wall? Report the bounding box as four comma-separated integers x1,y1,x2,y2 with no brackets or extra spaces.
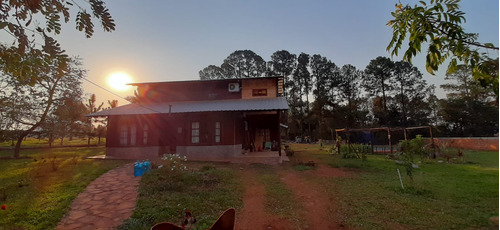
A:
431,137,499,151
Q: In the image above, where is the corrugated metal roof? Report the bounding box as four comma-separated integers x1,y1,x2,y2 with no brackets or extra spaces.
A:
87,97,289,117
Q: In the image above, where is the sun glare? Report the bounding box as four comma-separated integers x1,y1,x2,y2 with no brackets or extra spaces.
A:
107,72,132,91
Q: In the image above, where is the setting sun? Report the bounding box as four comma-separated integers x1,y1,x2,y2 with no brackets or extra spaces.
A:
107,72,132,91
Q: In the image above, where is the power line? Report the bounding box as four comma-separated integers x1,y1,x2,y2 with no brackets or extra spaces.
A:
81,77,162,114
82,77,130,102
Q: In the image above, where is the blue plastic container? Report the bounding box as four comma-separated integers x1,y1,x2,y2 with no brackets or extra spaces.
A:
133,161,141,177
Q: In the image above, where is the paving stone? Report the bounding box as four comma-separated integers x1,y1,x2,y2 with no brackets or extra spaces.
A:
56,163,140,230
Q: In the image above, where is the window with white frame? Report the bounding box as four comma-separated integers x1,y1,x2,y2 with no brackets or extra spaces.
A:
120,125,128,145
130,125,137,145
143,124,149,145
191,122,200,143
215,122,221,143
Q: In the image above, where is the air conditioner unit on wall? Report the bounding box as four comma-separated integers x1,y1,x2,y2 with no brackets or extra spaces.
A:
228,83,240,92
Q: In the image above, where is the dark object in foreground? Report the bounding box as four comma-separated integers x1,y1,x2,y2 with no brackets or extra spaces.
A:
151,208,235,230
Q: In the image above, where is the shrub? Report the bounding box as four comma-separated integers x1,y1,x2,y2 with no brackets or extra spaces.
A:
397,135,430,184
158,153,188,177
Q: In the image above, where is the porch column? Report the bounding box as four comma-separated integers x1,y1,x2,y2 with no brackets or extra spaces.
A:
278,110,282,156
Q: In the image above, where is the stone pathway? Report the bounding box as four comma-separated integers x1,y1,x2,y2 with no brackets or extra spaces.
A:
57,164,141,230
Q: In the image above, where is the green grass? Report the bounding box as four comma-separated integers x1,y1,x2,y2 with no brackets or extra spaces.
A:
290,144,498,229
0,137,106,149
120,163,243,230
0,147,126,229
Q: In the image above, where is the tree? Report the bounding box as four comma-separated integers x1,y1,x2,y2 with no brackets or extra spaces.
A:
268,50,297,99
107,99,119,108
310,55,338,138
439,65,498,136
84,94,103,146
387,0,498,96
441,65,494,101
0,0,115,83
364,56,395,125
338,65,367,128
125,90,140,104
51,96,86,145
221,50,266,78
199,65,226,80
292,53,312,112
199,50,267,79
0,58,85,158
392,61,431,126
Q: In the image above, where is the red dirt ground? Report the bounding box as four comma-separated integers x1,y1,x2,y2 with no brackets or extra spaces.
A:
236,163,351,230
235,168,293,230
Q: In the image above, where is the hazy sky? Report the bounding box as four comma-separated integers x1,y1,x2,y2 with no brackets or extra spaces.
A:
40,1,500,105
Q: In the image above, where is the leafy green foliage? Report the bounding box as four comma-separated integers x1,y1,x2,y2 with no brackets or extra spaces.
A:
397,135,430,183
0,58,86,158
387,0,498,96
0,0,115,82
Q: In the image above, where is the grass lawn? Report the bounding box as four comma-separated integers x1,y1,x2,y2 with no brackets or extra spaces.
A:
120,162,244,230
0,146,127,229
0,137,106,149
292,144,499,229
114,143,497,229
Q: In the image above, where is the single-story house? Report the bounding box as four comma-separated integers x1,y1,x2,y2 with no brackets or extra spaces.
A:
88,77,289,164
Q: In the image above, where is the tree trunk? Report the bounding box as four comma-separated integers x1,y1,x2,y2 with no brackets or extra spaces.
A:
13,75,61,158
14,130,32,158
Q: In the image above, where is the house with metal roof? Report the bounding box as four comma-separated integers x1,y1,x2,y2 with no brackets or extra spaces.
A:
88,77,289,164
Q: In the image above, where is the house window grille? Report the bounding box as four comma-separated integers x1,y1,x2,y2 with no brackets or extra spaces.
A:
191,122,200,143
215,122,221,143
120,126,128,145
143,124,149,145
130,125,137,146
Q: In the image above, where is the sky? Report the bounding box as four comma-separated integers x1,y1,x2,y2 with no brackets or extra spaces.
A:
39,1,500,105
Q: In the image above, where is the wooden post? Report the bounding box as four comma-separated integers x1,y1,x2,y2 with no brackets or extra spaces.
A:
404,128,407,141
278,110,281,156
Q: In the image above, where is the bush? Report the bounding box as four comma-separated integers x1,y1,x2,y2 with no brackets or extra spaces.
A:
397,135,430,184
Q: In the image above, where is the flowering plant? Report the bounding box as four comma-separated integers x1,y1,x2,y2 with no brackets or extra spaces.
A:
159,153,188,173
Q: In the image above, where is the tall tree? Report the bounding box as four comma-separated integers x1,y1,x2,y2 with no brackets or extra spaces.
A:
84,94,104,146
221,50,266,78
0,0,115,83
268,50,297,99
392,61,430,126
0,58,85,158
199,50,266,79
52,96,86,145
439,65,498,136
292,53,312,112
310,55,338,138
338,64,366,128
441,65,494,101
199,65,226,80
387,0,498,97
363,56,395,125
